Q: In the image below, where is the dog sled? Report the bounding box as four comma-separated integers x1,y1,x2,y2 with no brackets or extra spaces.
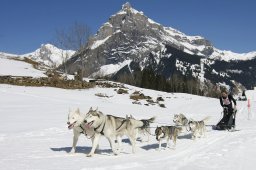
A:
213,107,237,131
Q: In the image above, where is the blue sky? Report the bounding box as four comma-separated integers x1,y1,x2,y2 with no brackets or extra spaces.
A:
0,0,255,54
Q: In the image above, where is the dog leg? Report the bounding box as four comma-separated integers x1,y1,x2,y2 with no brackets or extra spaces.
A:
128,136,136,153
91,137,99,151
116,135,122,151
166,138,170,149
172,135,177,148
145,128,150,142
191,132,196,140
87,134,100,157
70,132,80,153
203,126,206,138
108,136,119,155
158,140,162,151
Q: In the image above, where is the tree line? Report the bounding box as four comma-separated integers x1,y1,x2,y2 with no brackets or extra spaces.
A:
115,68,220,98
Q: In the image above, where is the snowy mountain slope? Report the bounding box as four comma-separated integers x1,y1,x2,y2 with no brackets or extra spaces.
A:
22,44,75,67
65,2,256,78
0,56,46,77
62,3,256,90
0,83,255,170
0,44,75,68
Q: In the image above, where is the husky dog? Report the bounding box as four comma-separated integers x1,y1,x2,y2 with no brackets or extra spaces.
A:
188,116,210,139
173,113,189,126
67,108,96,153
155,126,182,150
128,115,155,142
83,107,155,157
173,113,190,133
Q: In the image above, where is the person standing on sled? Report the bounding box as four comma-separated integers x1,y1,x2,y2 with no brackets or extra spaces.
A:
216,89,237,130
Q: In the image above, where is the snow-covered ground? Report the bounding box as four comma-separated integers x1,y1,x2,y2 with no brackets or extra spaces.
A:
0,83,255,170
0,57,46,77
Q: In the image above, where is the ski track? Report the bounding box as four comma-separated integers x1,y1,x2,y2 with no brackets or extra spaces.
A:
0,84,256,170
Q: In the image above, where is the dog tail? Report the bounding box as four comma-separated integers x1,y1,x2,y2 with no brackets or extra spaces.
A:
147,116,156,123
139,116,156,129
202,116,211,122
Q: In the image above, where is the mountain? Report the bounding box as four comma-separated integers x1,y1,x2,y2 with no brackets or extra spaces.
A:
63,2,256,90
0,44,75,68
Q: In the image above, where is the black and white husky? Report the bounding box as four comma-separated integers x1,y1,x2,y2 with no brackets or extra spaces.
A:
155,126,182,150
188,116,210,139
83,107,155,157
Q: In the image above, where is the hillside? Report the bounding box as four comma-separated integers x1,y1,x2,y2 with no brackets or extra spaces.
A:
0,83,255,170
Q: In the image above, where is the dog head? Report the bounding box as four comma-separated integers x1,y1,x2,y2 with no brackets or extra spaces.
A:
155,126,165,141
84,107,102,128
173,113,183,125
67,108,82,130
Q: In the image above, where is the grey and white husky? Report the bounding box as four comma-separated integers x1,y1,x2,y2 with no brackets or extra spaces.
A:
173,113,190,133
173,113,189,126
67,108,96,153
127,115,155,142
155,126,182,150
188,116,210,139
83,107,155,157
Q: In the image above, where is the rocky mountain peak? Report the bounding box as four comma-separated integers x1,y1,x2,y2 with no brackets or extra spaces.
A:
63,3,256,90
122,2,132,11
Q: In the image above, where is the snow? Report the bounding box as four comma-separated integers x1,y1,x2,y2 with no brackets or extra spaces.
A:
148,18,161,26
22,44,75,67
227,69,243,74
91,36,111,50
0,57,46,77
91,60,132,77
163,24,256,61
0,83,256,170
209,48,256,61
0,44,75,67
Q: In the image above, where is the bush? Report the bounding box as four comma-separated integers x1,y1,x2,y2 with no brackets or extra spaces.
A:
117,88,128,94
159,103,166,108
130,91,152,101
157,97,164,102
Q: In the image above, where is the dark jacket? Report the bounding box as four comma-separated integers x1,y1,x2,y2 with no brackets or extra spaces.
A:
219,94,237,109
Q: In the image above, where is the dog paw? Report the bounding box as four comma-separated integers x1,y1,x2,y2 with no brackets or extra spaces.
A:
113,152,120,156
86,153,94,157
156,148,162,151
69,149,75,154
114,150,121,155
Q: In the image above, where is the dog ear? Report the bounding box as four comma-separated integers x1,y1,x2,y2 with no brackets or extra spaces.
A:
89,107,93,111
96,112,100,118
95,107,98,111
76,108,80,115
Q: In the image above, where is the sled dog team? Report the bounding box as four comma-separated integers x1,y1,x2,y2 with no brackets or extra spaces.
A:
67,107,210,157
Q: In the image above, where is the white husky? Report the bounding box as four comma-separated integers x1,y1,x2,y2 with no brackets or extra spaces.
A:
67,109,96,153
83,107,155,157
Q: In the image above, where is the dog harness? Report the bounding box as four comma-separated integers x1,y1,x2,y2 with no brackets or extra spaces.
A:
116,119,127,131
79,124,86,134
94,119,106,135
